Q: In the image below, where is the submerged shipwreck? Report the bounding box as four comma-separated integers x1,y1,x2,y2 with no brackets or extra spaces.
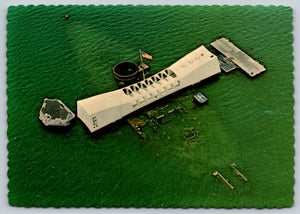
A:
77,38,266,133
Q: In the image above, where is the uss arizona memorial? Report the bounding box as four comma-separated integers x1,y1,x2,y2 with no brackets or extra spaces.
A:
77,38,265,133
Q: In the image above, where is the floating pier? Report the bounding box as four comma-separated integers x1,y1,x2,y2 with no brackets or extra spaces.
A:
211,38,266,77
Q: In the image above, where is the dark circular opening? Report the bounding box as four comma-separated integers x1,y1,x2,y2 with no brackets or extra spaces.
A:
113,62,138,78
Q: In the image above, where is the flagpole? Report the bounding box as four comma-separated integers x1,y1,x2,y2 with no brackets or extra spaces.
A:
139,49,145,80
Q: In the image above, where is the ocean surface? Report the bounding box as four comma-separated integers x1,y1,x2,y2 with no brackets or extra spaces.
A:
6,5,294,207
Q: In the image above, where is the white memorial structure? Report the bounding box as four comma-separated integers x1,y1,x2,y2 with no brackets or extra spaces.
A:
77,45,221,132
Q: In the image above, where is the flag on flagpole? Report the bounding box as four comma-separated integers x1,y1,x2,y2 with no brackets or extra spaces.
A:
141,50,153,60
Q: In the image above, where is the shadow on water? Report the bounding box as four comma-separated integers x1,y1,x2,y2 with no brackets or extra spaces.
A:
88,119,127,140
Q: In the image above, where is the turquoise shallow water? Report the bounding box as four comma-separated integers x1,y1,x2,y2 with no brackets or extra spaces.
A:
7,5,294,207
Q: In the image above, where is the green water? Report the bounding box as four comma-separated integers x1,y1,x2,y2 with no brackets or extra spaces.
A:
7,5,294,207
